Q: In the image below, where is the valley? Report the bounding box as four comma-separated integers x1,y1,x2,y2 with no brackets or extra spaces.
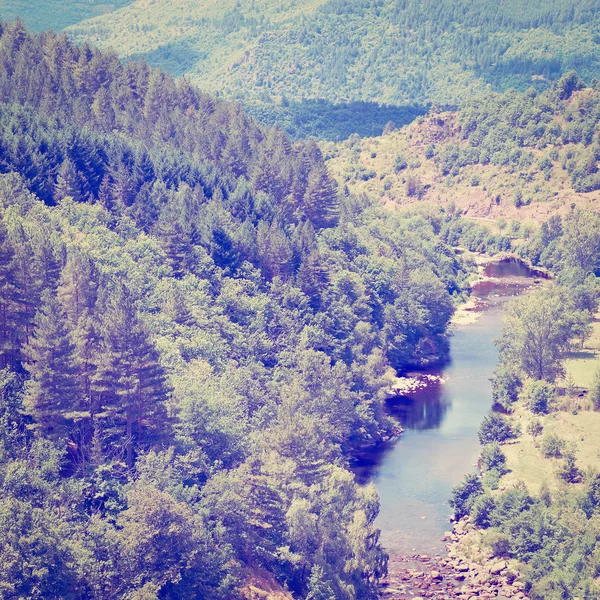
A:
0,3,599,600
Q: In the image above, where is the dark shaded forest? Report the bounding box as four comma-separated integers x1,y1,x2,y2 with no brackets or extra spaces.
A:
0,21,465,599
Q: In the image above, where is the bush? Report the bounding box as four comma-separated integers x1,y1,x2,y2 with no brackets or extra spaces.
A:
393,153,407,172
527,419,544,444
485,531,511,557
481,443,507,474
514,190,523,208
483,468,502,490
492,365,521,411
590,368,600,410
521,379,555,414
558,448,580,483
471,494,496,528
405,174,424,198
450,472,484,517
541,433,565,458
478,413,515,445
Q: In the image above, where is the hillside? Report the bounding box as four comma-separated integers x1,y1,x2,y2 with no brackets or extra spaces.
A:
0,21,469,599
0,0,133,32
67,0,600,137
325,74,600,227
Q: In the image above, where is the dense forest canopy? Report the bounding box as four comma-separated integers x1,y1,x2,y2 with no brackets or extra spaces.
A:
0,21,466,598
64,0,600,137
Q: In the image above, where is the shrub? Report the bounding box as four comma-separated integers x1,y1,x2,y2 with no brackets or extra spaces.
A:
492,365,521,411
558,448,580,483
450,472,484,517
521,379,555,414
483,469,502,490
541,433,565,458
485,531,511,557
471,494,496,528
514,190,523,208
590,367,600,410
527,419,544,444
481,443,507,474
478,413,515,445
393,153,407,172
405,174,424,198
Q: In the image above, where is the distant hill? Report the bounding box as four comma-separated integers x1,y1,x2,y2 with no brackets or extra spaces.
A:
0,0,133,32
67,0,600,137
324,73,600,225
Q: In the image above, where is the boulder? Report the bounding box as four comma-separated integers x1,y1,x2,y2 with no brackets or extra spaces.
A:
489,561,507,575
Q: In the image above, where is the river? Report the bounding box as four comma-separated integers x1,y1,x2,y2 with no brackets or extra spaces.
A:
353,259,544,557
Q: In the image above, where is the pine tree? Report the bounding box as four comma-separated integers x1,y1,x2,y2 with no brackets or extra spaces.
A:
58,248,98,325
7,222,38,348
54,159,82,203
33,232,63,293
91,86,115,132
163,286,195,327
24,290,80,440
58,249,100,418
93,286,170,469
158,221,190,279
0,222,24,368
303,167,340,229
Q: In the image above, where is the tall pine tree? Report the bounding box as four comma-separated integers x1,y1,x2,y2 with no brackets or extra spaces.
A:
24,289,80,440
93,285,170,469
0,221,24,368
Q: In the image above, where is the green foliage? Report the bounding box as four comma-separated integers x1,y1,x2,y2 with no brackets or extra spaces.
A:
557,447,581,483
471,474,600,597
484,531,511,557
498,286,587,382
478,412,516,445
527,419,544,444
449,472,484,518
520,379,555,414
0,23,466,598
393,154,407,173
1,1,133,33
491,364,521,412
440,216,512,254
481,443,507,475
541,434,565,458
471,494,496,527
590,367,600,410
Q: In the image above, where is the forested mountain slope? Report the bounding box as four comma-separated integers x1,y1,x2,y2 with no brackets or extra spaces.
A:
325,73,600,228
67,0,600,133
0,0,133,32
0,21,466,599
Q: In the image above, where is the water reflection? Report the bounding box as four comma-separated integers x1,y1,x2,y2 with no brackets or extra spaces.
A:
388,383,448,431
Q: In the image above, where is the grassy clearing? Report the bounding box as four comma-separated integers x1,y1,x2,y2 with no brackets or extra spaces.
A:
564,317,600,389
501,407,600,494
499,320,600,494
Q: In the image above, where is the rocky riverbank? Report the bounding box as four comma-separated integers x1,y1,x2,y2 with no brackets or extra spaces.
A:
380,517,529,600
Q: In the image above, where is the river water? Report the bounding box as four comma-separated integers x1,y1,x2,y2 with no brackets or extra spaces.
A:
352,259,543,556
